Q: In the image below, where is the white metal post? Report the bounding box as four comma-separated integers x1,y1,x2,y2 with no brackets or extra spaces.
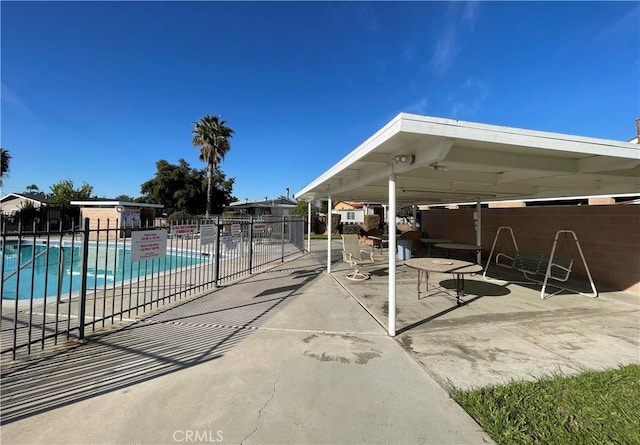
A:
307,200,311,252
412,204,417,230
388,175,397,337
326,196,332,274
476,199,482,264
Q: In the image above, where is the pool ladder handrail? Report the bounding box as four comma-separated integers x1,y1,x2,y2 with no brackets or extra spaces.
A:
2,245,61,284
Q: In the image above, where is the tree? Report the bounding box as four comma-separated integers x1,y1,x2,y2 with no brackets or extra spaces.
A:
0,148,11,187
26,184,40,194
49,180,94,208
140,158,235,216
292,200,318,218
115,194,135,202
192,115,234,217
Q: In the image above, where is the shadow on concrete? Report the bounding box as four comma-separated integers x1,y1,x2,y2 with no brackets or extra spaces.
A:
0,263,323,426
394,278,511,335
438,279,511,297
396,295,486,335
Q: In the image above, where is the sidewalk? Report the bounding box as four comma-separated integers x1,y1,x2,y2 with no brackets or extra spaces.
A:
0,243,492,445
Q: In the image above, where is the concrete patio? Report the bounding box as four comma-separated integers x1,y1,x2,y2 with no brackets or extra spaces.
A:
1,239,637,444
330,239,640,390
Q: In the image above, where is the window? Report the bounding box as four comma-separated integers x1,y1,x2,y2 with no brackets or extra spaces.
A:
346,211,355,220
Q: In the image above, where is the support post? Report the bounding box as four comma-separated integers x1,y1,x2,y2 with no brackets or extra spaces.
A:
307,200,312,252
476,199,482,264
412,204,417,230
388,175,397,337
326,195,332,274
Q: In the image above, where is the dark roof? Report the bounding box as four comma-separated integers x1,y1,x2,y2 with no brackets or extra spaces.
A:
0,192,50,204
228,198,297,209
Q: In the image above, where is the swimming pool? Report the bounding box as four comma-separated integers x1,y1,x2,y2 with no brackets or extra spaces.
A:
1,240,209,301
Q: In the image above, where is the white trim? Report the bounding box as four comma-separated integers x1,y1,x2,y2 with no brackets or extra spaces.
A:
70,200,164,209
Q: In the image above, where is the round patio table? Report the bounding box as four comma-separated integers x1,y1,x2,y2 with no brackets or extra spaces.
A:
434,243,483,260
404,257,483,305
420,238,453,256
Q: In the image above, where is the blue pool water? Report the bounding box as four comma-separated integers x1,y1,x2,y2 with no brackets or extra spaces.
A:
1,241,208,300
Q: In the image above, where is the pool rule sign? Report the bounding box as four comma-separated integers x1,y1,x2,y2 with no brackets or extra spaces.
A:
131,229,168,262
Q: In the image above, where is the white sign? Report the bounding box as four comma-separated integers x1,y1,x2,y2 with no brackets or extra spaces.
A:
231,223,242,234
221,232,237,250
121,208,141,228
200,224,216,245
253,223,267,231
172,224,199,235
131,230,167,262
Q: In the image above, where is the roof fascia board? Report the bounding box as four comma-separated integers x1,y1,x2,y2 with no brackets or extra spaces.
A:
70,201,164,208
400,113,640,157
2,193,47,205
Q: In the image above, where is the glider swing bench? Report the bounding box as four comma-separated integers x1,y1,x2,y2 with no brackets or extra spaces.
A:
483,226,598,299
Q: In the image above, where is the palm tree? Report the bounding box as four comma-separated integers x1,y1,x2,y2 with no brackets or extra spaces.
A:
26,184,40,194
192,115,234,216
0,148,11,188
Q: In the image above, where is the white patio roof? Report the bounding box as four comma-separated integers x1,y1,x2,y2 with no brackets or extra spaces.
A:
295,113,640,205
295,113,640,337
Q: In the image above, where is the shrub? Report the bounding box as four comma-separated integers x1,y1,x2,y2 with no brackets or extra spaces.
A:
342,224,361,235
364,214,380,230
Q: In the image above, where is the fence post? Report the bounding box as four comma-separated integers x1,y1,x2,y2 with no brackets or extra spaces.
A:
78,218,90,340
213,216,221,287
281,217,286,260
248,216,254,274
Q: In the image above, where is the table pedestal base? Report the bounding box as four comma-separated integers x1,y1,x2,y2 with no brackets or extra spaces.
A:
417,270,467,306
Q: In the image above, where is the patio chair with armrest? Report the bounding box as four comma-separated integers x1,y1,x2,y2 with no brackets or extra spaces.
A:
341,234,375,280
363,228,384,251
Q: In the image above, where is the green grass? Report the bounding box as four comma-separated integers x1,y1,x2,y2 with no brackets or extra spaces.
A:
451,364,640,445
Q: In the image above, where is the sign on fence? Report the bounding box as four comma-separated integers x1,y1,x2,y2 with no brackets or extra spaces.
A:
131,230,168,262
221,232,237,250
200,224,216,245
172,224,198,235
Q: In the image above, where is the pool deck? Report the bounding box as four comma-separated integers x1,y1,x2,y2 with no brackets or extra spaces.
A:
1,239,638,444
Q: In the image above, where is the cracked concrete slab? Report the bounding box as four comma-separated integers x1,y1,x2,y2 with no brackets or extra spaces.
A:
331,247,639,392
1,243,492,445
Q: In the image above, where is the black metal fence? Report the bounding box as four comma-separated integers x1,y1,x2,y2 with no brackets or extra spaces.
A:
1,215,305,359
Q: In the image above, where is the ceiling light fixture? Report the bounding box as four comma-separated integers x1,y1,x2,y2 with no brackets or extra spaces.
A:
429,162,449,172
394,154,415,165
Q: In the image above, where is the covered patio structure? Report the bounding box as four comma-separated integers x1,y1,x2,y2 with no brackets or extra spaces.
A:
295,113,640,336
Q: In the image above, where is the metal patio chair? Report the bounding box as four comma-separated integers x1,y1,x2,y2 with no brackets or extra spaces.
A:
341,234,375,281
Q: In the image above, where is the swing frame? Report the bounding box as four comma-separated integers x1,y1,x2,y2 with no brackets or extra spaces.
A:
483,226,598,299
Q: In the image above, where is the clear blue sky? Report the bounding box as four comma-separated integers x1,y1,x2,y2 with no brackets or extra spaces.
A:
2,1,638,202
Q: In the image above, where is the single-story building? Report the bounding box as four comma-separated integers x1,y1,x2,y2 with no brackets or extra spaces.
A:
0,192,50,216
0,192,64,228
225,197,297,217
333,201,385,226
70,199,164,238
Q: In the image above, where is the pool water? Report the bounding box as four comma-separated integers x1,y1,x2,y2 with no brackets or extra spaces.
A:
1,242,208,300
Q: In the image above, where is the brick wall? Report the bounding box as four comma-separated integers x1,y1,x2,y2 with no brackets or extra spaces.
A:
422,205,640,294
80,208,122,240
